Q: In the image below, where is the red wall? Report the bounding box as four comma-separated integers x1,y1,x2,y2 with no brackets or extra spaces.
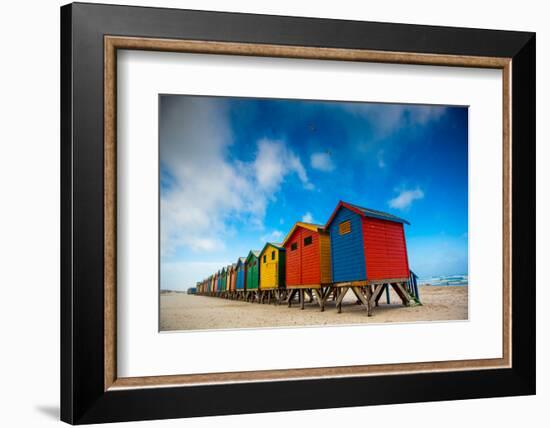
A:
284,227,321,286
285,229,301,286
361,217,410,280
301,229,321,285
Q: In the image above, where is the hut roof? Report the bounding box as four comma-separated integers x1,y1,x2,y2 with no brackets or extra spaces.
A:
325,200,410,228
259,242,285,256
282,222,325,246
245,250,260,262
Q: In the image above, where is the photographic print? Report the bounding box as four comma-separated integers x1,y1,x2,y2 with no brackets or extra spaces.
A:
159,94,468,331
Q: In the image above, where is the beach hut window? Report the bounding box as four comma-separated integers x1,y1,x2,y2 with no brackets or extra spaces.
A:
291,242,298,251
263,255,266,263
304,236,313,246
271,251,275,260
339,220,351,235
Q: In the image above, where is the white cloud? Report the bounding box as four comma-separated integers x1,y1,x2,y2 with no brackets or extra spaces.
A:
253,138,313,192
388,187,425,210
160,97,313,259
310,152,335,172
343,104,445,135
160,97,242,256
377,150,386,169
301,212,315,223
345,104,446,168
260,230,283,243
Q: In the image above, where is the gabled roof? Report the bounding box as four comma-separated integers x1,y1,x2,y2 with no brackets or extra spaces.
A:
325,200,410,228
282,222,325,247
236,256,246,267
245,250,260,262
259,242,285,257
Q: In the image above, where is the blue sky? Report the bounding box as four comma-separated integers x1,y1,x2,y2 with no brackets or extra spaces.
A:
160,95,468,290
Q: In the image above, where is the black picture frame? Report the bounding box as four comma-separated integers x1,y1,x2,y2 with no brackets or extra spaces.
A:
61,2,535,424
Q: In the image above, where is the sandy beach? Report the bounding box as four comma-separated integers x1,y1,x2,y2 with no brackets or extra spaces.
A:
160,285,468,331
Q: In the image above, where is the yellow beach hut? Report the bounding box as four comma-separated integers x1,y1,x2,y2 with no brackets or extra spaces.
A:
258,242,286,304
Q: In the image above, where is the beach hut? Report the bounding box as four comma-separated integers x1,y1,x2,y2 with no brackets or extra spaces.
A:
225,265,232,298
245,250,260,302
235,257,247,299
210,272,219,294
282,222,332,310
258,242,286,304
220,267,227,295
216,269,222,295
227,264,236,298
222,266,229,297
325,201,412,315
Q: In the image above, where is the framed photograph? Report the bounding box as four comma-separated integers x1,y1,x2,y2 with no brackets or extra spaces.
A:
61,2,535,424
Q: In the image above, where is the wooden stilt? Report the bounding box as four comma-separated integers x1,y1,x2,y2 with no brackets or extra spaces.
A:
278,289,286,304
391,282,411,306
299,289,305,310
336,286,349,313
287,289,296,307
366,286,373,316
370,284,386,309
321,287,333,309
312,289,324,311
374,284,385,306
351,286,373,316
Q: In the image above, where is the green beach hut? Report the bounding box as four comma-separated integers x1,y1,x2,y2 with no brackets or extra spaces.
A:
245,250,260,301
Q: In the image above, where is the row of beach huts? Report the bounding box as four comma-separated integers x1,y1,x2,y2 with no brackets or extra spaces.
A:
194,201,420,316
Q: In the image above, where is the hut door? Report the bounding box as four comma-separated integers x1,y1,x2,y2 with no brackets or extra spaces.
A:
264,261,278,287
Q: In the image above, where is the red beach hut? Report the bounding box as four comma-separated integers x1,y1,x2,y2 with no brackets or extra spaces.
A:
282,222,332,310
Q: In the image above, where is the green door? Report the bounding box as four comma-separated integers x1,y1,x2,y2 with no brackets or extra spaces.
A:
247,259,259,290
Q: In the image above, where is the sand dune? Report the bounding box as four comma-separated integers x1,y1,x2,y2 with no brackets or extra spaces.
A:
160,285,468,331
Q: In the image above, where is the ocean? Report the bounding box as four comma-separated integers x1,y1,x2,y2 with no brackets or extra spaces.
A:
417,274,468,286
